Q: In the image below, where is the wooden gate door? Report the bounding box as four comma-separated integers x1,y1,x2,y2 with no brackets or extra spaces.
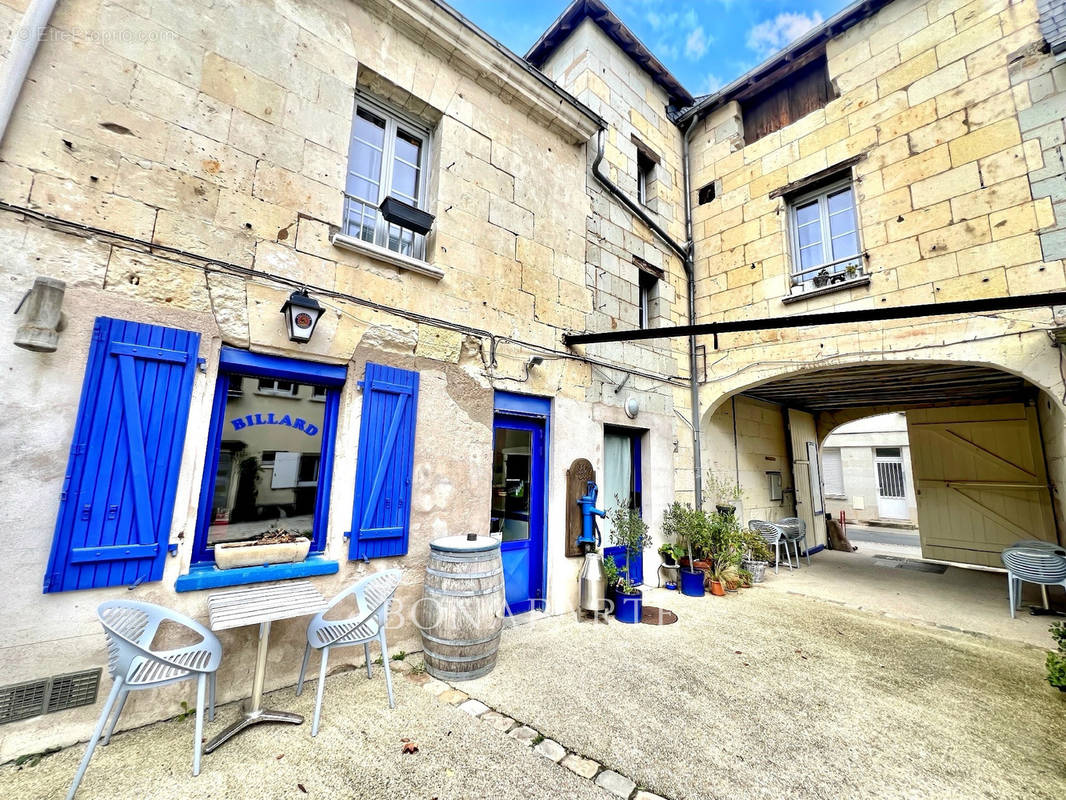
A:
906,404,1057,566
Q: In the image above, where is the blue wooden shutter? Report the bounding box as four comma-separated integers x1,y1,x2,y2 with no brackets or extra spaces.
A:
603,547,644,585
348,363,419,559
43,318,200,593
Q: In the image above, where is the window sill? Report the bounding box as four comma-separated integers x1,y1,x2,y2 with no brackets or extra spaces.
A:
174,555,339,592
331,233,444,280
781,275,870,305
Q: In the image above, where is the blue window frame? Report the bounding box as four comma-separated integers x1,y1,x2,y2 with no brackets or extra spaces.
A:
186,348,346,572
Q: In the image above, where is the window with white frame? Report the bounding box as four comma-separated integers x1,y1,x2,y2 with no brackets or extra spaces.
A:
638,270,657,329
256,378,299,397
789,178,862,291
822,447,845,497
344,96,431,259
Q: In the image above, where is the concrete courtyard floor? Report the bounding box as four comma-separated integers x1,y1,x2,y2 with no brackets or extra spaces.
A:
3,584,1064,799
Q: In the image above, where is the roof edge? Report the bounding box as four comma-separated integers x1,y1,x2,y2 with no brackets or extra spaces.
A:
675,0,893,125
525,0,695,107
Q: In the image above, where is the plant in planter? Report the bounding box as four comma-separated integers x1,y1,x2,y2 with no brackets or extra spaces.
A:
738,568,753,589
608,504,651,624
813,268,830,287
215,526,312,570
845,263,859,278
1047,622,1066,692
662,502,707,596
657,542,684,566
602,556,620,600
709,561,738,596
706,470,744,520
740,526,772,583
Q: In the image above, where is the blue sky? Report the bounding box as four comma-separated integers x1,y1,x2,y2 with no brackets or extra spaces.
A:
448,0,853,97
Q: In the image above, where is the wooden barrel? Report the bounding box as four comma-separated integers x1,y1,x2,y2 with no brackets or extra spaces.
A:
418,534,505,681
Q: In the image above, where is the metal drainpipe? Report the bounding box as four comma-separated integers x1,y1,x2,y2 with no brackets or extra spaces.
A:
0,0,59,146
590,125,703,508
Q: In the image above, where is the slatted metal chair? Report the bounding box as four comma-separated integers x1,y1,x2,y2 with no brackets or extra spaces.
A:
1001,545,1066,619
748,520,791,574
67,601,222,800
297,569,403,736
778,516,811,567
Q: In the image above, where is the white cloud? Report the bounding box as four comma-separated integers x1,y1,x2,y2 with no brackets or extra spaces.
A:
746,11,824,57
703,73,724,95
685,25,709,60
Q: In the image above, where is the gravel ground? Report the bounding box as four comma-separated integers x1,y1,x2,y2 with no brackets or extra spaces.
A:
0,662,610,800
461,587,1066,800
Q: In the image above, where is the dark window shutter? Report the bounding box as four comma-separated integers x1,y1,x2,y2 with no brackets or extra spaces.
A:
43,318,200,593
348,362,419,560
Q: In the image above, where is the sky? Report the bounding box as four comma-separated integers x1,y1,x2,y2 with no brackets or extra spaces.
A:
447,0,854,97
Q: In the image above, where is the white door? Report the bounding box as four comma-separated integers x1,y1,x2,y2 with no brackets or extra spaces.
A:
874,448,908,519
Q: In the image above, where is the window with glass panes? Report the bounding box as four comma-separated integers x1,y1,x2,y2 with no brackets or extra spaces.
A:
789,179,862,286
344,97,430,259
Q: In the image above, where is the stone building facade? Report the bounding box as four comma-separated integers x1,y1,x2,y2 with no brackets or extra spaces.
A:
1,0,1065,761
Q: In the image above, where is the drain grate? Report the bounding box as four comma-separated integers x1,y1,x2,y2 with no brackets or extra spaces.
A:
0,669,101,725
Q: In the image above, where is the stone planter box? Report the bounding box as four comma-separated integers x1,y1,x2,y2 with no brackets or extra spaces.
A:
215,537,311,569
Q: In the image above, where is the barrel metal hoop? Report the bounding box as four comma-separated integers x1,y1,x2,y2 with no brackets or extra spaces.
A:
426,567,503,580
420,630,502,647
424,663,498,681
423,585,503,598
423,646,500,664
430,553,501,565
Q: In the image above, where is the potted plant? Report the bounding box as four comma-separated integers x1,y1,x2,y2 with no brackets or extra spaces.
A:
813,268,830,287
662,502,705,597
707,470,744,522
738,567,753,589
657,542,684,566
607,504,650,624
845,263,859,279
740,527,772,583
602,556,620,605
709,561,737,596
1047,622,1066,692
215,526,312,569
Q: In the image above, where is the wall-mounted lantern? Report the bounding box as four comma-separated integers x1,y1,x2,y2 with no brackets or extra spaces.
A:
280,290,323,343
14,276,66,352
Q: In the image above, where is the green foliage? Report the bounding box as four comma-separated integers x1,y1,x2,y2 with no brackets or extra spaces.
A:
602,556,620,589
14,747,60,768
1048,622,1066,690
662,501,712,562
706,470,744,503
608,503,650,587
741,526,773,563
391,650,407,662
175,700,192,721
709,511,745,568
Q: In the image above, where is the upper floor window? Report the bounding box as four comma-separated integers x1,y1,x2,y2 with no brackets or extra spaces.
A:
637,150,655,206
638,270,658,329
742,55,832,145
345,96,431,260
789,178,862,292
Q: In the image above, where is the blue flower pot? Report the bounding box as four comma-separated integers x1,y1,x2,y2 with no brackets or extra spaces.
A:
614,590,643,624
680,568,705,597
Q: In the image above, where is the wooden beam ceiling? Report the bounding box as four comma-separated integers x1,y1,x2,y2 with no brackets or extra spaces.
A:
743,363,1035,412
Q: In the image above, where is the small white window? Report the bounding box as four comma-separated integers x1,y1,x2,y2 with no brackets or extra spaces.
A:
256,378,299,397
345,96,431,260
638,271,658,329
789,178,862,292
310,385,327,402
636,150,655,207
822,447,845,497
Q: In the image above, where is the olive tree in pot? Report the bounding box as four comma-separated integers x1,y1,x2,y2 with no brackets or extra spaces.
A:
662,502,706,597
608,504,651,623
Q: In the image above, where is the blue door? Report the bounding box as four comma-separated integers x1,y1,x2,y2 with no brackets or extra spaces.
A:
491,414,546,615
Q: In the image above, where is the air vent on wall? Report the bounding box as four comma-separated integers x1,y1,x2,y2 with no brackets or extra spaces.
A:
0,669,101,724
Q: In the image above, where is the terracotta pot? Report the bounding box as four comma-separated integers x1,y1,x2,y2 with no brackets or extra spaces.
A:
710,580,726,597
693,559,711,571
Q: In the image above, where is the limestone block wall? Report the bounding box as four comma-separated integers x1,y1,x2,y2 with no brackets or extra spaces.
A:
688,0,1066,498
539,17,695,501
0,0,688,759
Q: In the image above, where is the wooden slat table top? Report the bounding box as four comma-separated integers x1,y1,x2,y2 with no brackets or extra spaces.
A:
207,581,328,631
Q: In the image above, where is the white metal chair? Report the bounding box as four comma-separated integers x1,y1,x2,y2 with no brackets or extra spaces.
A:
297,569,403,736
749,520,792,574
1001,545,1066,619
778,516,811,567
67,601,221,800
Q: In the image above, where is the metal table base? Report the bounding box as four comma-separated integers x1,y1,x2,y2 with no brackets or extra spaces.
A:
203,619,303,754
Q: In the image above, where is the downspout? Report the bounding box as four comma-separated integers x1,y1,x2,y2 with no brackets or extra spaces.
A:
0,0,59,145
590,125,704,508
